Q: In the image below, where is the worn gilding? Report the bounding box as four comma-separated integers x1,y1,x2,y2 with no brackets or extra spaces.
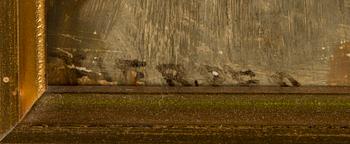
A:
0,0,19,140
19,0,46,116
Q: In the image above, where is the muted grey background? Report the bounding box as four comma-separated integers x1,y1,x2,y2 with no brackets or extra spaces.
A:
47,0,350,86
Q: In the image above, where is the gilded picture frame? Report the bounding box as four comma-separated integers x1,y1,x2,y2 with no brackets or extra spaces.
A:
1,0,350,143
1,0,46,140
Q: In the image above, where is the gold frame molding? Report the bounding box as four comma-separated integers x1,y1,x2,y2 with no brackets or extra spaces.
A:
0,0,46,139
1,0,350,142
0,0,19,140
19,0,46,118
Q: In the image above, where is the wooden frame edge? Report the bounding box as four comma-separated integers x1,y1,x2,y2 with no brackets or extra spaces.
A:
48,86,350,94
0,0,46,141
1,0,350,142
0,0,19,140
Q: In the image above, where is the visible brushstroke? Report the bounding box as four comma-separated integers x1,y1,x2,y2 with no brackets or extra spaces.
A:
47,0,350,86
270,72,301,87
156,64,191,86
202,65,226,86
228,69,260,86
329,42,350,85
115,59,147,85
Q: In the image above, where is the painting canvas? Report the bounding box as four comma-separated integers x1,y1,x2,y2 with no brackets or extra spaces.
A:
47,0,350,86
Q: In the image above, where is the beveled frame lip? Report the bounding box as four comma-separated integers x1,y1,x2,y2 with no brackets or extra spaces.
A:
2,0,350,142
48,85,350,94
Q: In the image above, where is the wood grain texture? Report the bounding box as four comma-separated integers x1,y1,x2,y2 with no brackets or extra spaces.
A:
47,0,350,86
2,93,350,143
0,0,19,140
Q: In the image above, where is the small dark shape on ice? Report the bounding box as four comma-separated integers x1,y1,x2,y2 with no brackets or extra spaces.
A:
239,80,260,86
166,79,176,87
238,69,256,78
271,72,301,87
194,80,199,87
226,68,259,86
115,59,147,69
156,64,191,86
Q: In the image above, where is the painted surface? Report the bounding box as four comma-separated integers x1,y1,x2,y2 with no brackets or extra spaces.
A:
47,0,350,86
